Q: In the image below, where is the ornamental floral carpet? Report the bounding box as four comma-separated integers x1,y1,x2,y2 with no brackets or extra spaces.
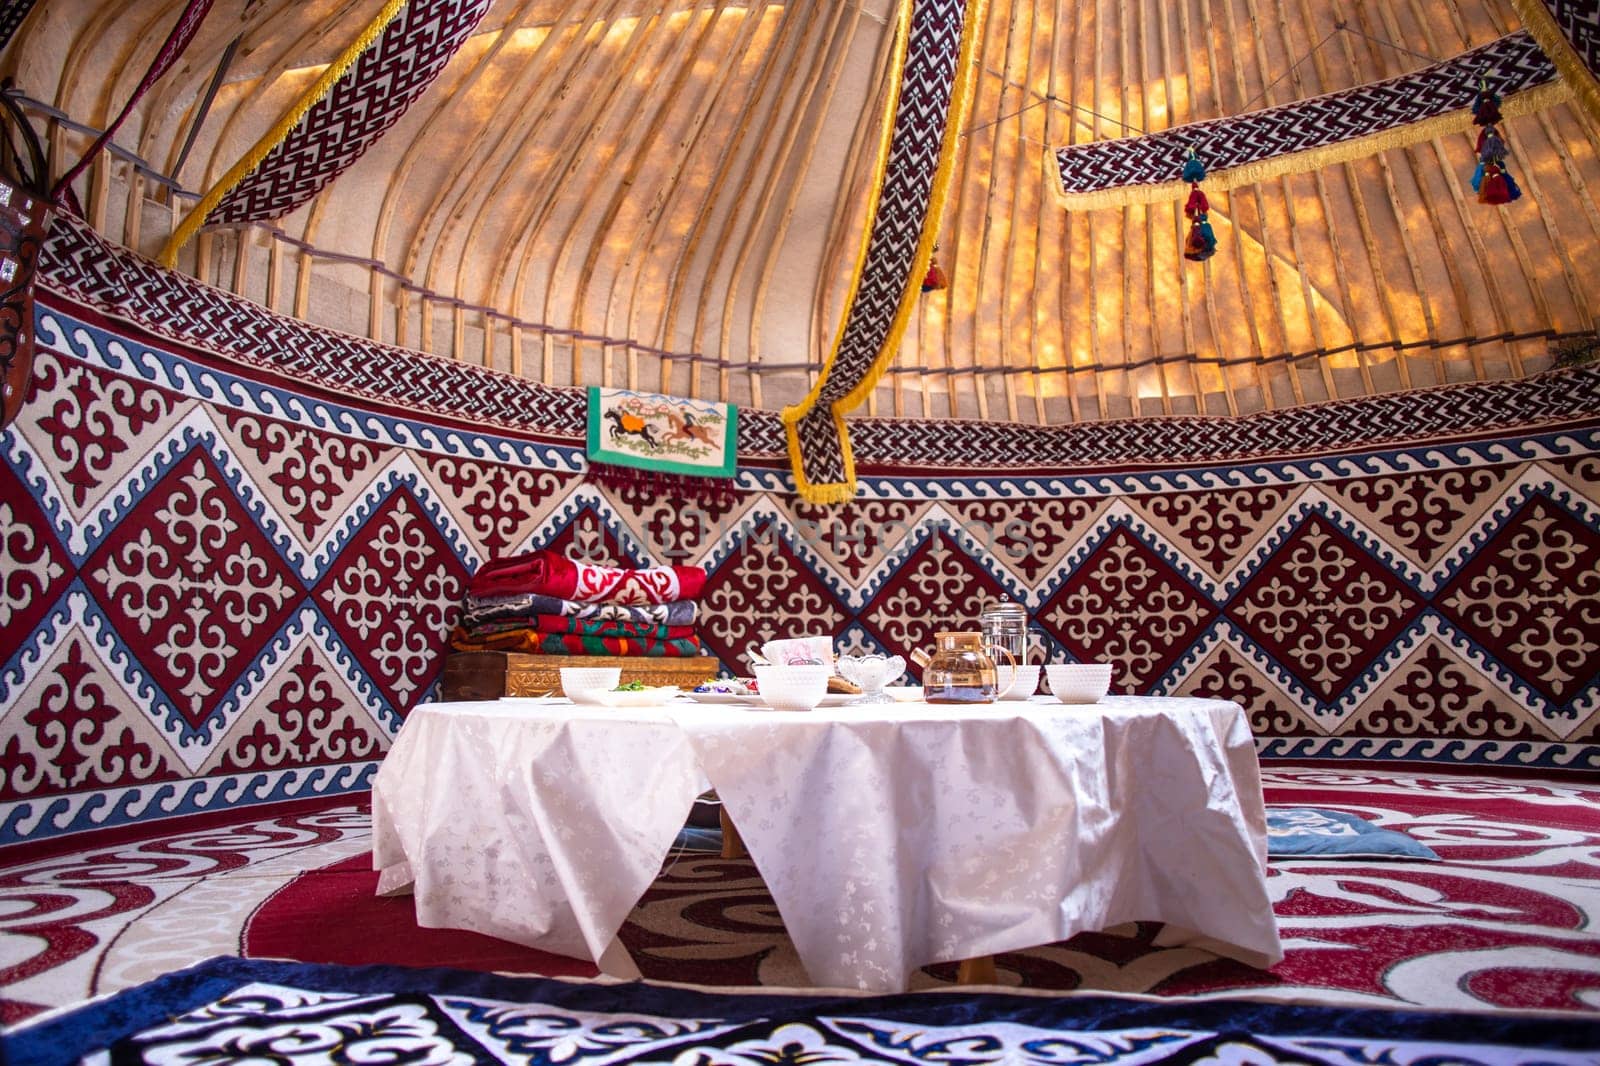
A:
3,764,1598,1031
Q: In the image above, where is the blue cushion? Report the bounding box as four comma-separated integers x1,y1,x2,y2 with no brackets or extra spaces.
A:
1266,807,1439,861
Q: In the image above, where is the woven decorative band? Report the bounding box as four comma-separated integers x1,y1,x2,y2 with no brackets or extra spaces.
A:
781,0,984,503
205,0,492,227
1052,32,1561,208
0,0,36,50
1512,0,1600,119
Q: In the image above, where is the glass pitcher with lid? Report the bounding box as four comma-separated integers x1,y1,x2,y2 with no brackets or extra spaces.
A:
978,600,1028,664
922,631,1016,704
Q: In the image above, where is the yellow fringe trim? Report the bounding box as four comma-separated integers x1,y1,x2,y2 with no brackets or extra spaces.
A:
1509,0,1600,122
785,0,989,505
159,0,407,268
1048,79,1570,212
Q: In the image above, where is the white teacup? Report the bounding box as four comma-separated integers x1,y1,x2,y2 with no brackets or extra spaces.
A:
560,667,621,704
996,664,1040,700
753,663,831,711
1045,663,1113,704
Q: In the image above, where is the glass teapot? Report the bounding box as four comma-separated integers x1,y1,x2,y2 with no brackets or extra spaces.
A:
922,631,1016,704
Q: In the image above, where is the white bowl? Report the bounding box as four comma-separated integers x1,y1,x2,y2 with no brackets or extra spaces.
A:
996,664,1040,700
560,667,622,703
752,663,831,711
1045,663,1113,704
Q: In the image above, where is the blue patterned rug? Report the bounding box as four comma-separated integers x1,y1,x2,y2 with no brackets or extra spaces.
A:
9,956,1598,1064
1266,806,1440,860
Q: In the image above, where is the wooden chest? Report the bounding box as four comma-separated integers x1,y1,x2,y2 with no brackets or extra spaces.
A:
439,651,719,701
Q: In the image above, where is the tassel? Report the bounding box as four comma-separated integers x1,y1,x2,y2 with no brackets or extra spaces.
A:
1181,153,1206,184
1183,214,1217,261
1501,166,1522,202
1473,88,1502,127
1184,185,1209,220
1478,130,1506,163
921,249,948,292
1478,165,1512,205
1470,161,1485,192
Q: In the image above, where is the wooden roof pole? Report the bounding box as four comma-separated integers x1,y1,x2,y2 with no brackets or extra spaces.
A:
609,5,772,393
1133,0,1174,416
1054,0,1087,422
1265,1,1345,402
705,0,854,404
936,17,998,419
1117,0,1142,415
565,0,728,393
1086,0,1108,418
615,5,772,394
1196,0,1274,408
1171,0,1237,414
679,3,817,400
1218,0,1301,407
1157,0,1211,413
531,8,685,386
465,1,639,312
369,0,545,342
811,20,898,405
495,11,664,385
1030,0,1069,423
994,0,1038,422
1343,2,1447,387
651,3,806,396
1320,0,1410,391
746,0,866,410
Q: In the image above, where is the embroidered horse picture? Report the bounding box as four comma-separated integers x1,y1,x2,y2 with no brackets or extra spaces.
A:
587,387,738,478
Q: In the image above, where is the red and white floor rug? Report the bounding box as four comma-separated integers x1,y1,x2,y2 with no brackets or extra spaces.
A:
4,765,1598,1027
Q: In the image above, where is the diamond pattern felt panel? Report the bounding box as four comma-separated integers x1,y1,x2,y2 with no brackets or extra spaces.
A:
1052,32,1561,207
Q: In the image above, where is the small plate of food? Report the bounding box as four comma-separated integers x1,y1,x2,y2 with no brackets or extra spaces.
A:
593,681,681,707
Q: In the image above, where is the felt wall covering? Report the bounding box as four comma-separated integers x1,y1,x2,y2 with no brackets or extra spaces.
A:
1,215,1597,849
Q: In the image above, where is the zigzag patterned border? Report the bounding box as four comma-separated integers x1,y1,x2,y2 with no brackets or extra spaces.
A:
1256,736,1599,769
36,213,1600,483
0,762,376,845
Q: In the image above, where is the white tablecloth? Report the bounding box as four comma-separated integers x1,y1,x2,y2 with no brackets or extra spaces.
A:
372,695,1282,992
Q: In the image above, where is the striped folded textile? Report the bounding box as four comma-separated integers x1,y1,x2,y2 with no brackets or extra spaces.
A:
469,549,707,605
450,629,705,657
461,593,698,629
458,615,697,642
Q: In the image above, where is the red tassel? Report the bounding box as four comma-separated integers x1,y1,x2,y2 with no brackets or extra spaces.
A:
1184,185,1209,220
921,253,948,292
1183,218,1213,261
1478,166,1511,205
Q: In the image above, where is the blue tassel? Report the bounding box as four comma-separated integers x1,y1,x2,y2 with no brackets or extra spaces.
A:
1181,157,1206,183
1470,162,1485,191
1503,167,1523,202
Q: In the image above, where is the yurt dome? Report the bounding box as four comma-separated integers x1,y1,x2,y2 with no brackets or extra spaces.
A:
2,0,1600,1052
9,0,1599,421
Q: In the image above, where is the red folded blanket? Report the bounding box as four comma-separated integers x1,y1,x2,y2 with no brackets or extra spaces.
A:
470,549,707,606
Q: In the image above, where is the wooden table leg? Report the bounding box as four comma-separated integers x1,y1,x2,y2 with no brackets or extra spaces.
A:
955,955,997,985
718,805,747,859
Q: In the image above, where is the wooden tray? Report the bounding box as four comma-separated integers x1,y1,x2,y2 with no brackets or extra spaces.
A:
440,651,719,700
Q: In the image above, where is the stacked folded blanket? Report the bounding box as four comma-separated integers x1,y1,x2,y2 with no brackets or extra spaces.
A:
451,550,706,658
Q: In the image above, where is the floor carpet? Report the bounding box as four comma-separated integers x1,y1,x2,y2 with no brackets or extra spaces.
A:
13,956,1600,1066
4,765,1599,1027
